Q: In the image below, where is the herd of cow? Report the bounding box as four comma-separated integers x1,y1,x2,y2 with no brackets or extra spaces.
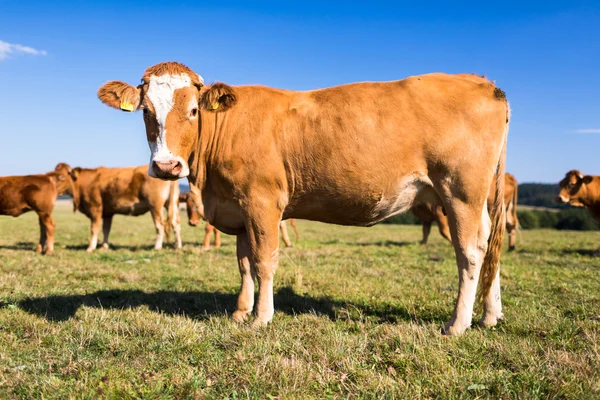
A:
2,61,599,335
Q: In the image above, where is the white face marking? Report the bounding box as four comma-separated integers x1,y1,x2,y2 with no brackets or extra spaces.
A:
559,194,569,203
146,73,193,177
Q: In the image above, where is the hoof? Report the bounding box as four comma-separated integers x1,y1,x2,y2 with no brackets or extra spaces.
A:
232,310,251,323
35,245,43,254
201,246,211,252
478,312,504,328
443,319,470,336
101,243,110,250
44,249,54,256
251,318,270,329
86,247,95,253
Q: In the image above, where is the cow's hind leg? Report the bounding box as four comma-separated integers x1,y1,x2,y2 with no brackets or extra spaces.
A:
38,212,55,255
101,216,113,250
444,202,491,336
420,220,431,245
279,221,292,248
36,213,47,254
214,229,221,249
233,232,256,322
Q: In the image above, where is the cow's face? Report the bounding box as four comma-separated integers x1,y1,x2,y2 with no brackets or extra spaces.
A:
97,62,204,180
179,192,201,226
556,170,593,206
53,163,74,196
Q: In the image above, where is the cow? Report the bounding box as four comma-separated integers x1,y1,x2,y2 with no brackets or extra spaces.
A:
556,170,600,255
412,173,519,250
62,165,182,252
97,62,510,336
180,191,299,250
0,163,73,254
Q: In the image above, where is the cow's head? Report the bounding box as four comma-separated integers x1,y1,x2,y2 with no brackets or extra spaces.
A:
53,163,75,196
98,62,230,180
556,170,593,207
179,192,201,226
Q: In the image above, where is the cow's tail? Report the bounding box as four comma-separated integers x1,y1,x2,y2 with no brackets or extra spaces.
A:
289,218,300,242
477,102,510,305
165,181,180,242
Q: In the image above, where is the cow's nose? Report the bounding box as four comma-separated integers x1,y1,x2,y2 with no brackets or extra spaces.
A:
188,220,199,227
555,195,566,204
152,160,182,178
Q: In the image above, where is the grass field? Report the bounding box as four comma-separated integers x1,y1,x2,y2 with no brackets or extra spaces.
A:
1,203,599,399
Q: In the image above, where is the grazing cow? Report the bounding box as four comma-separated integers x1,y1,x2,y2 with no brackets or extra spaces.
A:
0,163,73,254
556,170,600,255
64,165,181,252
412,173,519,250
98,62,510,335
180,191,299,250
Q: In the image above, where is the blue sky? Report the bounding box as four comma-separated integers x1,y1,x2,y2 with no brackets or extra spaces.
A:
1,1,598,183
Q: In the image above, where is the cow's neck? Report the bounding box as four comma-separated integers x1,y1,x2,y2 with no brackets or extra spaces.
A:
192,110,230,192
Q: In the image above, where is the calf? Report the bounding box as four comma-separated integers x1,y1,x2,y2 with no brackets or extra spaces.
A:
64,165,181,252
412,173,519,250
0,163,73,254
557,170,600,255
180,191,299,250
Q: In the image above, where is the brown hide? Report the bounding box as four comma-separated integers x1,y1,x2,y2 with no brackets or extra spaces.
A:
0,163,73,254
98,64,510,335
412,173,519,250
66,165,181,252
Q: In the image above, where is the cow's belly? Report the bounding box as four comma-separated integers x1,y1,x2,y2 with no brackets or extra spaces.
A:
106,199,150,216
286,178,440,226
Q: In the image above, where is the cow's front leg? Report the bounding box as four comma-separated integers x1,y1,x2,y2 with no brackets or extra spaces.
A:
101,216,113,249
232,232,255,322
245,209,282,327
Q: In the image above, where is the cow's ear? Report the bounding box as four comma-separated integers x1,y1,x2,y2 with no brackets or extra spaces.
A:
97,81,142,112
583,175,593,184
200,83,237,112
70,167,81,181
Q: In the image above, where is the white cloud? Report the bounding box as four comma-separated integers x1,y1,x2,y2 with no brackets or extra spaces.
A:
0,40,47,61
572,129,600,134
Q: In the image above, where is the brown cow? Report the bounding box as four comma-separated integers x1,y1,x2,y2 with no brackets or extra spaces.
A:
180,191,299,250
556,170,600,255
98,62,510,335
412,173,519,250
0,163,73,254
63,165,181,252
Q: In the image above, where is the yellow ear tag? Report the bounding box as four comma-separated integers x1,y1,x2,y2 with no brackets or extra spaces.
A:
120,101,134,112
208,102,219,110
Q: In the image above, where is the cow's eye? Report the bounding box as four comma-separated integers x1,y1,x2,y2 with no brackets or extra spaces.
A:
190,108,198,118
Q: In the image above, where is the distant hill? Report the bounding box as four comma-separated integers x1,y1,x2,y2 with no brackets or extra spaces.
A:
517,183,566,209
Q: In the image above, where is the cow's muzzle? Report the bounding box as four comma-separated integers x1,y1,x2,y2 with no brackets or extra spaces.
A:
555,195,568,204
151,159,184,180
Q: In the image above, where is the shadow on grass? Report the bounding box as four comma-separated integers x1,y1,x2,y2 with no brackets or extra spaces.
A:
10,286,447,325
354,240,414,247
65,243,181,252
559,248,598,257
0,241,36,251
